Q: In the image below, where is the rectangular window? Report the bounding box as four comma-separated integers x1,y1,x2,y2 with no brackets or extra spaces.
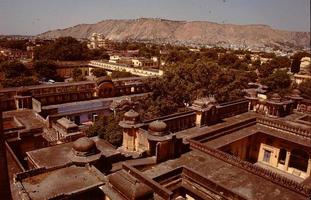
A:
263,149,271,163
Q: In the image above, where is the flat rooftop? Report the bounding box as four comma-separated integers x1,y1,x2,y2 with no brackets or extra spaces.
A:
142,149,308,200
203,124,311,149
17,165,104,200
27,137,120,168
3,109,45,134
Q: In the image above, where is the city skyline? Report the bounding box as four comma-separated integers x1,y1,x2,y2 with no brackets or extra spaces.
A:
0,0,310,35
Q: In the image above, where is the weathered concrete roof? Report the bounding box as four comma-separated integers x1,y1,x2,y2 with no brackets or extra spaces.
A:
3,109,45,136
26,137,120,168
56,117,77,129
16,165,104,200
142,150,308,200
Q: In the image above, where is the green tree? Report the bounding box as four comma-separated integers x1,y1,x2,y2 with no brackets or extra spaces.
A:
0,38,28,50
34,37,88,61
85,49,110,60
218,53,239,67
111,70,133,78
86,115,122,146
298,79,311,99
144,60,254,119
72,68,85,81
0,61,30,78
262,69,291,91
33,60,57,79
2,76,39,87
91,68,107,77
290,51,311,74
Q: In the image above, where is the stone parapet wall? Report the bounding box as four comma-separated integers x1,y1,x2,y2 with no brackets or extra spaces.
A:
188,140,311,197
257,117,311,139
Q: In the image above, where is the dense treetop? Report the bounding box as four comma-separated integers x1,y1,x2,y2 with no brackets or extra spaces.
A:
34,37,109,61
0,38,28,50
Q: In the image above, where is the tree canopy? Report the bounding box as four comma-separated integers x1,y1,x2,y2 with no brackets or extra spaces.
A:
91,68,107,77
291,52,311,74
0,39,28,50
111,70,133,78
33,60,57,79
34,37,110,61
0,61,38,87
298,79,311,99
262,69,291,92
86,115,122,146
142,60,256,119
72,68,85,81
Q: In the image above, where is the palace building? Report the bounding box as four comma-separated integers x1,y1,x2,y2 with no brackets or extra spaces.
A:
1,84,310,199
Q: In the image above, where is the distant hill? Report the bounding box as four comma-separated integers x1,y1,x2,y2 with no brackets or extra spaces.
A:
38,18,310,49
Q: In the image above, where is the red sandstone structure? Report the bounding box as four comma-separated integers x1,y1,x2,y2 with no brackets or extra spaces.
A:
1,79,311,199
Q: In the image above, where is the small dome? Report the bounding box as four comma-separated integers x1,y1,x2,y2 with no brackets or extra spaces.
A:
292,89,301,96
72,137,96,156
271,93,281,101
124,109,140,119
149,120,167,133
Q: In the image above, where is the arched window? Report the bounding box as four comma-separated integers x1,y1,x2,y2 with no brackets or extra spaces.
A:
289,149,309,172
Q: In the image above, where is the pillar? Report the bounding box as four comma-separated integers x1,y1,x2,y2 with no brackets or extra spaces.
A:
307,158,311,176
195,111,202,127
284,151,291,171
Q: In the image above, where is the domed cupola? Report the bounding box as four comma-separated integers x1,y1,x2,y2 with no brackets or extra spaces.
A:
72,137,97,157
148,120,168,136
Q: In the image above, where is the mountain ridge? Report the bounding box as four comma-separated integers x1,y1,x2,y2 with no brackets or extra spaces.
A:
38,18,310,49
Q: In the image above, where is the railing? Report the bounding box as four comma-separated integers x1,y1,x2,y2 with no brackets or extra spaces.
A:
89,60,163,77
257,117,311,139
190,117,256,143
188,140,311,197
143,111,196,133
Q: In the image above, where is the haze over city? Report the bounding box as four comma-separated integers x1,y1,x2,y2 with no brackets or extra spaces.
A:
0,0,310,35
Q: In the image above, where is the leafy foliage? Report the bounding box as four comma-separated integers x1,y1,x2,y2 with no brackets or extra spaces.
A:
91,68,107,77
0,61,31,78
72,68,85,81
34,37,110,61
0,39,28,50
86,115,122,146
111,70,133,78
290,52,311,74
143,60,256,118
262,69,291,92
85,48,110,60
33,60,57,79
0,61,39,87
298,79,311,99
218,53,239,66
1,76,39,87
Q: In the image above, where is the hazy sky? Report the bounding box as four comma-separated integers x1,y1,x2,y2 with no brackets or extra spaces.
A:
0,0,310,35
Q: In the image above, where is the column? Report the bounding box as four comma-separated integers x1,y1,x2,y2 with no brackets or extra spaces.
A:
284,151,291,171
195,111,202,127
307,158,311,176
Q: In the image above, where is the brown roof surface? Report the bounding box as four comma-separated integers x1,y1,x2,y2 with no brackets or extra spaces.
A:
143,150,308,200
3,109,45,133
203,124,311,148
27,137,119,168
20,165,104,200
175,112,258,141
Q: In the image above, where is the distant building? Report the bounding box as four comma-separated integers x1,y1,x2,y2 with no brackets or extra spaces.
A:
131,57,158,68
88,33,112,49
